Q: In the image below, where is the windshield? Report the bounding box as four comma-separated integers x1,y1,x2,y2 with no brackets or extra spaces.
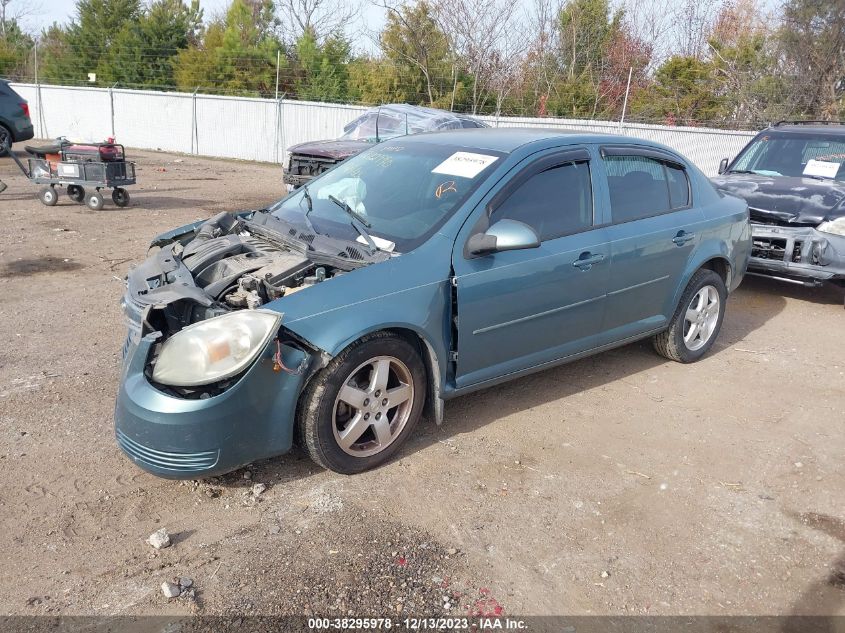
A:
730,132,845,180
340,112,407,141
269,142,503,253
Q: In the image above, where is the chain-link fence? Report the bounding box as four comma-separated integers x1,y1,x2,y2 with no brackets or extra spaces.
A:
10,82,757,175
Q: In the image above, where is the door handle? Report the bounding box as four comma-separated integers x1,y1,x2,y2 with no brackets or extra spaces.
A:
572,252,605,271
672,231,696,246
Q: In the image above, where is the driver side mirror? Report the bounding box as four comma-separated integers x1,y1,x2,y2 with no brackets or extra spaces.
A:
718,157,729,174
467,219,541,256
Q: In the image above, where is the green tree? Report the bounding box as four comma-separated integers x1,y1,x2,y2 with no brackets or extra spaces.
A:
631,56,725,125
99,0,202,88
293,29,350,101
173,0,283,96
778,0,845,118
376,1,454,106
0,18,33,80
40,0,141,85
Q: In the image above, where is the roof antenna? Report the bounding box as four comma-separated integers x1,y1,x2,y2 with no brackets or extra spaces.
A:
405,113,409,136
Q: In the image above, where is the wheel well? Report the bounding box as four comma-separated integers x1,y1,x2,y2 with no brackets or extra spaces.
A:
381,328,440,424
699,258,731,287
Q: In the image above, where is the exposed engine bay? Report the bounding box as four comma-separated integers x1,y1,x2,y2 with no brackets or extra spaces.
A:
125,210,390,339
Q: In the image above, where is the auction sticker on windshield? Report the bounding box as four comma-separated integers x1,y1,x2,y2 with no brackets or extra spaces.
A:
432,152,498,178
803,159,841,179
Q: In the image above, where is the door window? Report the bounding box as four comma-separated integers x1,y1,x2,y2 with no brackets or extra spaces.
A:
605,155,690,223
489,160,593,241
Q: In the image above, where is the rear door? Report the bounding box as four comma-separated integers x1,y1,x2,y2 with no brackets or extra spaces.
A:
451,147,611,388
598,146,704,340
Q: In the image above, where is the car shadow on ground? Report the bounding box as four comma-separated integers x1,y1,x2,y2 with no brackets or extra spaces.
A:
741,274,844,306
405,278,789,450
782,511,845,628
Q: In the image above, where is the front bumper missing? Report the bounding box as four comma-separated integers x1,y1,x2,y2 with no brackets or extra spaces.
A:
282,170,313,188
748,223,845,286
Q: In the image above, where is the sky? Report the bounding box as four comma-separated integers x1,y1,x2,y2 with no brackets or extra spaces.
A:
22,0,387,46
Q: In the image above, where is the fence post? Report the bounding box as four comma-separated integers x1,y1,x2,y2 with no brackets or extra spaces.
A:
34,39,47,138
619,67,633,132
274,94,286,165
191,87,199,155
109,83,118,139
275,50,281,101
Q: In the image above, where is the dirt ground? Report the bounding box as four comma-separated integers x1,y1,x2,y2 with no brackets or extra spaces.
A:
1,145,843,620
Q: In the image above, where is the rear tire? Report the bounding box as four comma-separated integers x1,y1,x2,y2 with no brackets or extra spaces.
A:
39,186,58,206
653,269,727,363
67,185,85,203
86,191,104,211
112,187,130,207
297,331,427,474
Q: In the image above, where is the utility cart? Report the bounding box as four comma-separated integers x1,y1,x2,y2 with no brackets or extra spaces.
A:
3,138,136,210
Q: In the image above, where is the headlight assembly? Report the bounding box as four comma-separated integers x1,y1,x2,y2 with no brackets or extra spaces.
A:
817,217,845,237
151,310,281,387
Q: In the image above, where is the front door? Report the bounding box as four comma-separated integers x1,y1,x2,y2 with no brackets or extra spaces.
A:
451,148,611,389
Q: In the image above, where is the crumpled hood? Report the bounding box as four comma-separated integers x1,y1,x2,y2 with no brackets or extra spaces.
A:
711,173,845,225
287,138,372,160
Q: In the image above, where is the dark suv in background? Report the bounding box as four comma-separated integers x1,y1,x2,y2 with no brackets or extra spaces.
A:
712,121,845,288
0,79,34,156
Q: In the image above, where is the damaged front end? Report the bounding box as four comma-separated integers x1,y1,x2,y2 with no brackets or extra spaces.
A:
748,211,845,287
122,210,383,393
115,210,385,478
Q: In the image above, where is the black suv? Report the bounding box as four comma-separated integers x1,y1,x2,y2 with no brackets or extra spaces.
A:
712,121,845,287
0,79,34,156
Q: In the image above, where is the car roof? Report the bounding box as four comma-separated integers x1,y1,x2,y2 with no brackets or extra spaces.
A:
764,123,845,135
390,127,641,153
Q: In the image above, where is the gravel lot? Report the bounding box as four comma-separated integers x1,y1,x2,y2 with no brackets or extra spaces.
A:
1,146,843,619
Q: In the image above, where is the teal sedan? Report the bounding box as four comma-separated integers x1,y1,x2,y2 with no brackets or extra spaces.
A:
115,129,750,477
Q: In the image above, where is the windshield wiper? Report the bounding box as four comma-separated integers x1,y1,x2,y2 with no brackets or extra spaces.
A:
300,185,319,235
328,194,379,253
726,169,756,174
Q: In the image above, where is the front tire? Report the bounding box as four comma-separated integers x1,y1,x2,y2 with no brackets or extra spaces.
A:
298,332,427,474
653,269,727,363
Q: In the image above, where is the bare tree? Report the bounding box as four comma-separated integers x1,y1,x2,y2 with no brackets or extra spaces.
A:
1,0,43,38
432,0,528,114
619,0,677,67
672,0,723,59
276,0,361,42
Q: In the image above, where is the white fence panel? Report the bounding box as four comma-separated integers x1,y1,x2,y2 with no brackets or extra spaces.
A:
194,95,278,163
113,89,194,155
10,83,756,175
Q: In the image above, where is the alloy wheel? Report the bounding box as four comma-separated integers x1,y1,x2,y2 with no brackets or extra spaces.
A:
683,284,720,351
332,355,415,458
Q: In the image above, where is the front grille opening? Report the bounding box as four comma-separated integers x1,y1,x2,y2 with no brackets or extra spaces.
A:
791,240,803,263
752,237,787,260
